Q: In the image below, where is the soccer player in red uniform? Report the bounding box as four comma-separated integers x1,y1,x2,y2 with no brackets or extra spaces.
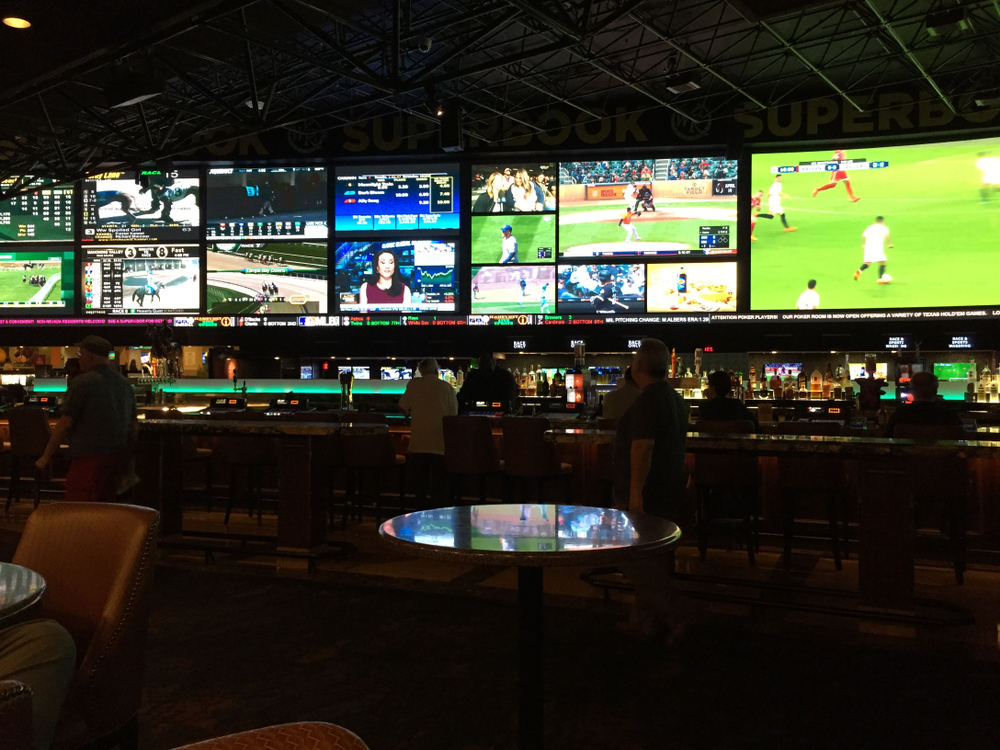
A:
749,189,765,241
813,149,860,201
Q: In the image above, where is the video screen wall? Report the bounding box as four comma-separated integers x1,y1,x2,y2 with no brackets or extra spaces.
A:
0,177,74,242
206,241,328,315
750,136,1000,313
335,165,459,232
82,245,200,315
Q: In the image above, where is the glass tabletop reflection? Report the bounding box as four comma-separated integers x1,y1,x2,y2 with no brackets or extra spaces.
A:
380,504,681,567
0,562,46,622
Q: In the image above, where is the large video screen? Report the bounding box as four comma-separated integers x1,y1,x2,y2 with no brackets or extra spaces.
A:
556,264,645,314
207,241,328,315
335,240,456,313
0,248,74,309
471,214,555,265
471,265,555,315
558,157,738,258
334,165,458,231
750,137,1000,311
0,177,74,242
206,167,327,239
471,163,557,213
82,245,200,314
647,262,737,313
81,169,200,243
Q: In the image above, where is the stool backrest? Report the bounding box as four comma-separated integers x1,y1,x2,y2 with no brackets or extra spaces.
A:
341,430,396,468
892,424,967,441
776,421,842,436
501,417,560,477
8,408,52,458
442,416,501,474
691,420,758,485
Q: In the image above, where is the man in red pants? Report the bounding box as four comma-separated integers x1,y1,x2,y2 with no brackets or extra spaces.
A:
36,335,137,502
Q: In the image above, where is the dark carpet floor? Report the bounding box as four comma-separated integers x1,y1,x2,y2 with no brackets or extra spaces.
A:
140,565,1000,750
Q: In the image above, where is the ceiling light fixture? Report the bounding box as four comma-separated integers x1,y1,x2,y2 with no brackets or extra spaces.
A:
3,16,30,28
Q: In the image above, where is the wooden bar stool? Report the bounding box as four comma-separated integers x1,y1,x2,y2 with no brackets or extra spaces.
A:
501,417,573,504
691,419,760,565
775,420,851,570
442,416,505,504
893,423,969,584
289,411,344,526
5,408,59,513
341,424,405,526
209,411,278,526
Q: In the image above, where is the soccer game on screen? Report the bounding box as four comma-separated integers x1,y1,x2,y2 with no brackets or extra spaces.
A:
750,137,1000,311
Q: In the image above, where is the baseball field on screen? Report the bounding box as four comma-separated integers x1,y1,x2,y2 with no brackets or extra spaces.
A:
470,214,555,265
750,137,1000,311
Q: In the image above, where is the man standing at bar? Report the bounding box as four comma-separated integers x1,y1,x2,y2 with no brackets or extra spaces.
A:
399,358,458,507
36,335,137,502
613,338,689,638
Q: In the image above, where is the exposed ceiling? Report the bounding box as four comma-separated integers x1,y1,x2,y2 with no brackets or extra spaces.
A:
1,0,999,184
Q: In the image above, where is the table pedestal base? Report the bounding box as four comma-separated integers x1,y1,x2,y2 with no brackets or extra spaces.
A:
518,566,544,750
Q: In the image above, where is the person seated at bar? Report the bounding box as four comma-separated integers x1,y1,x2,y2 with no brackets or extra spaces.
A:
698,370,759,432
457,353,518,413
399,358,458,506
602,366,640,421
883,371,961,437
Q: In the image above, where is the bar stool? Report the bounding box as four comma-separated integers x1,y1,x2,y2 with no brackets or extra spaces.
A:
595,417,617,506
501,417,573,504
442,416,505,504
161,408,214,509
893,423,969,584
289,411,344,527
341,424,405,526
5,408,58,513
209,411,278,526
775,420,851,570
691,419,759,565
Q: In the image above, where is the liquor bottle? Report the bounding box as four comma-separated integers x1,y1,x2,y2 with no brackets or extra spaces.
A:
671,348,677,378
797,370,807,391
748,365,757,390
735,365,744,388
982,364,992,388
676,267,687,293
728,364,735,387
825,363,834,383
700,371,709,392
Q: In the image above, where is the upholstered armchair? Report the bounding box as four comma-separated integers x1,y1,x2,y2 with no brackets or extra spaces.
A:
0,680,32,750
172,723,370,750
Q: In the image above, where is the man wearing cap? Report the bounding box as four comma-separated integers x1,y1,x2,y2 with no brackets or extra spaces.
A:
500,224,518,264
36,335,137,502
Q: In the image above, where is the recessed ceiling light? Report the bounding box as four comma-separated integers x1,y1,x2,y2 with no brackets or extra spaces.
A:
3,17,30,28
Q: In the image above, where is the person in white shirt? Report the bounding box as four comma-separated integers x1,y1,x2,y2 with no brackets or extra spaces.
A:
623,182,637,211
977,151,1000,203
854,215,893,284
763,174,796,232
795,279,820,309
399,358,459,506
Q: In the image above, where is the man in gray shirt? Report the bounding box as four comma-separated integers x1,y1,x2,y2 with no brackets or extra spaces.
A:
36,335,137,502
614,338,688,638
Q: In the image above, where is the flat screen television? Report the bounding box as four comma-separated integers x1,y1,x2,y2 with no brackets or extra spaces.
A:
848,362,888,380
764,363,802,379
337,365,371,380
558,157,738,258
335,240,456,313
646,261,737,313
334,164,458,231
556,264,645,314
0,248,75,310
380,366,412,380
82,244,200,314
934,362,976,381
206,166,327,239
471,265,555,315
470,213,555,265
750,136,1000,311
0,177,74,242
471,162,557,213
81,169,200,243
206,241,328,315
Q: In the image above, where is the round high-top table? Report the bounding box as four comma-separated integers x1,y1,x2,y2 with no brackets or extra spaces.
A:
0,563,45,624
380,504,681,750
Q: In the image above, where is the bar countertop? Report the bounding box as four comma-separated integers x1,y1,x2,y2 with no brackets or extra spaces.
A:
137,418,387,437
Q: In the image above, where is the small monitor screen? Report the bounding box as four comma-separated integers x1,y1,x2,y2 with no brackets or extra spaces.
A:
750,137,1000,311
556,264,645,314
81,169,200,243
82,244,200,314
471,265,555,315
0,248,75,310
380,366,412,380
471,214,555,265
207,241,328,315
934,362,976,381
471,163,557,213
558,157,738,258
339,365,370,379
764,363,802,379
849,362,888,380
334,165,459,231
0,177,74,242
335,240,456,313
646,262,737,313
206,167,327,239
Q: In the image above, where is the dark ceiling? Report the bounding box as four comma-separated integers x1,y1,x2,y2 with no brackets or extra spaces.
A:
1,0,998,183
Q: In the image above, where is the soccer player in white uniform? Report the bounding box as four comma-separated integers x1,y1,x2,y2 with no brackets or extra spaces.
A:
977,151,1000,203
763,175,796,232
796,279,820,309
854,215,892,284
500,224,518,264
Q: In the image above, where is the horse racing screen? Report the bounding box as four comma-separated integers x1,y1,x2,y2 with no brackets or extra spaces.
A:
82,244,201,315
81,169,201,244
